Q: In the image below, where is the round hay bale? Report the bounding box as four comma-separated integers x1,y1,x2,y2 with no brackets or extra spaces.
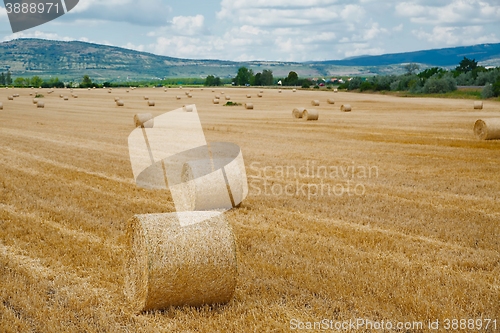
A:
215,95,220,99
37,101,45,108
32,98,39,104
60,94,64,98
187,94,193,98
148,100,155,107
114,97,121,102
245,103,254,110
13,94,19,97
126,90,130,93
341,104,352,112
246,94,251,98
474,119,500,140
327,99,335,104
124,212,237,313
73,94,78,98
144,96,149,100
30,93,33,96
0,102,3,110
474,101,483,110
116,100,125,107
176,96,181,100
293,107,305,119
293,89,296,92
88,88,91,91
7,96,14,100
225,95,231,100
221,91,225,95
164,88,167,92
278,90,282,93
303,109,319,121
257,94,263,98
213,99,220,104
63,96,69,101
134,113,154,128
311,100,320,106
108,89,112,93
334,88,338,93
260,90,264,93
183,105,194,112
185,92,189,96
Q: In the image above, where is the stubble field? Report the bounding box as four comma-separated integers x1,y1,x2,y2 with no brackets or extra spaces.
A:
0,86,499,332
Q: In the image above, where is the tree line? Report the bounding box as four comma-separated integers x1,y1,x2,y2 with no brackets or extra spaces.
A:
339,57,500,98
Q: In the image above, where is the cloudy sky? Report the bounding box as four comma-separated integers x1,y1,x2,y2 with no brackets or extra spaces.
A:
0,0,499,62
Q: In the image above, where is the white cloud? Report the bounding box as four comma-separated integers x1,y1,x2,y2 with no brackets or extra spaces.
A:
413,25,499,45
171,15,205,36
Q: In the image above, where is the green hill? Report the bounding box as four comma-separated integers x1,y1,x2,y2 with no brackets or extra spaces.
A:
0,38,499,82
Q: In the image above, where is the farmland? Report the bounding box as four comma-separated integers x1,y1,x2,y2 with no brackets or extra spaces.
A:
0,87,499,332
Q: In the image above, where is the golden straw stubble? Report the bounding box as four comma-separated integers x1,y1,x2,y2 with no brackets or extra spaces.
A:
124,213,238,313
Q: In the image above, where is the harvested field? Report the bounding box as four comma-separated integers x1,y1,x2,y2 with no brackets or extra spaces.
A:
0,87,499,332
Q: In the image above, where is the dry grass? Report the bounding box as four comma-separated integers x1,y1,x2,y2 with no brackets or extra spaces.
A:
0,87,499,332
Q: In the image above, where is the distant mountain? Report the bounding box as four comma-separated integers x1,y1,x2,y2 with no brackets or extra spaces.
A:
316,43,500,67
0,39,499,82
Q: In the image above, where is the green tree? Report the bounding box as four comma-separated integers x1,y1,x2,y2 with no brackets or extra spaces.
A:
30,76,43,87
234,67,253,86
81,75,93,88
456,57,478,74
0,72,6,86
404,63,420,75
14,77,28,87
254,73,262,86
261,69,273,86
204,75,215,86
284,71,299,86
6,71,12,85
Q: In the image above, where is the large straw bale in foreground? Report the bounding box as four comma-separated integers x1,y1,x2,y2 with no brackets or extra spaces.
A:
293,107,305,119
341,104,352,112
124,212,237,313
474,118,500,140
303,109,319,121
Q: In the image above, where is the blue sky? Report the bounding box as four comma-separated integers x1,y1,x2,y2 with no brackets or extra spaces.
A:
0,0,499,62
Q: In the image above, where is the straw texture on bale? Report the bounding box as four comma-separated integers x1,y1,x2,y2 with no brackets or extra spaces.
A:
245,103,254,110
303,109,319,121
213,99,220,104
37,101,45,108
311,100,320,106
134,113,154,128
7,96,13,100
148,101,155,107
341,104,352,112
327,99,335,104
474,101,484,110
116,100,125,107
124,212,237,313
293,107,305,119
474,119,500,140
